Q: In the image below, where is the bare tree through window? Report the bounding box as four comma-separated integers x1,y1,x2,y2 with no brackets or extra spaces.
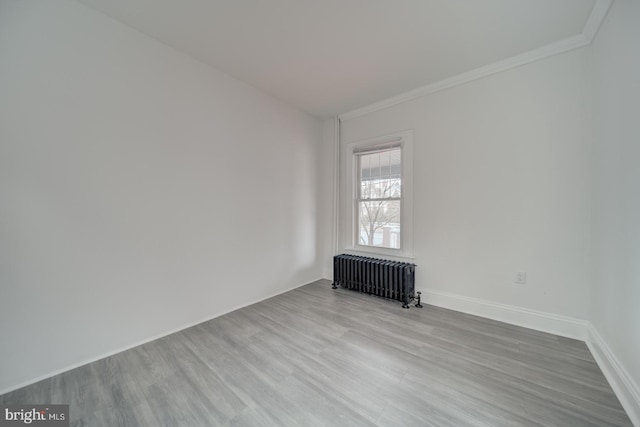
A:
357,147,401,248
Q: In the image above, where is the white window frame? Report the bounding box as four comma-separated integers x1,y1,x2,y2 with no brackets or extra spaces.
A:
343,130,414,259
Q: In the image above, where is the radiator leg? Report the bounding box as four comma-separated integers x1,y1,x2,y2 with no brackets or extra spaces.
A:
415,291,423,308
332,282,338,289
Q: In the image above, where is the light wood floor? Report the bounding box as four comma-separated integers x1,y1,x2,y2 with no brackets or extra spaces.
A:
0,279,632,426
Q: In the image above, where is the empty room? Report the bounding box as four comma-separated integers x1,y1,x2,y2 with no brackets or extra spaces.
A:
1,0,638,426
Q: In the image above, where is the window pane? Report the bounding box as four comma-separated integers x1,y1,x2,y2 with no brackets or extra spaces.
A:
358,200,400,249
359,148,401,199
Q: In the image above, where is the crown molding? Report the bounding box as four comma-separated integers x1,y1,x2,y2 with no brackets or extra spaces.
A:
583,0,613,41
339,34,590,121
339,0,613,121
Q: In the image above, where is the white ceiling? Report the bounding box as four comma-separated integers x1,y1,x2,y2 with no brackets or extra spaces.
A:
76,0,597,118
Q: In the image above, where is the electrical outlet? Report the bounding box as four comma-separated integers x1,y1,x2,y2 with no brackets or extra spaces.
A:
515,271,527,284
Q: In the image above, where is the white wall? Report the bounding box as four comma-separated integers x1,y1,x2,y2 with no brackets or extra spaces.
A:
0,0,322,393
339,48,593,320
590,0,640,419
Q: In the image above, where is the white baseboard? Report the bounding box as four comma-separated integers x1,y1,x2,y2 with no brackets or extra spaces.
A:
0,277,324,396
421,288,589,340
586,324,640,427
421,288,639,426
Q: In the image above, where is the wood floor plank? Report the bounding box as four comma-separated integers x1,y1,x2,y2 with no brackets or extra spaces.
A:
0,279,632,426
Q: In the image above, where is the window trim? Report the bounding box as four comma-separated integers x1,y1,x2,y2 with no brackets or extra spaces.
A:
343,130,414,260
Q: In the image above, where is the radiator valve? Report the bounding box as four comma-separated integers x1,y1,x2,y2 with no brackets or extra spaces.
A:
415,291,423,308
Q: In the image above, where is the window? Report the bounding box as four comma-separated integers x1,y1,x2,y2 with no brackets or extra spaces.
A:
343,131,414,258
356,145,402,249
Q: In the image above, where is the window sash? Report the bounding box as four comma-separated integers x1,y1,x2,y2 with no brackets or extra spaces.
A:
357,147,402,201
356,199,401,249
357,197,401,202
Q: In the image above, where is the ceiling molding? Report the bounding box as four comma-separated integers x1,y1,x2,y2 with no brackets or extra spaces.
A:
338,34,590,121
339,0,613,121
582,0,613,40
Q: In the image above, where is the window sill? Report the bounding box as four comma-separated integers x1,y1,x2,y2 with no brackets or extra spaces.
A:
343,246,415,263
